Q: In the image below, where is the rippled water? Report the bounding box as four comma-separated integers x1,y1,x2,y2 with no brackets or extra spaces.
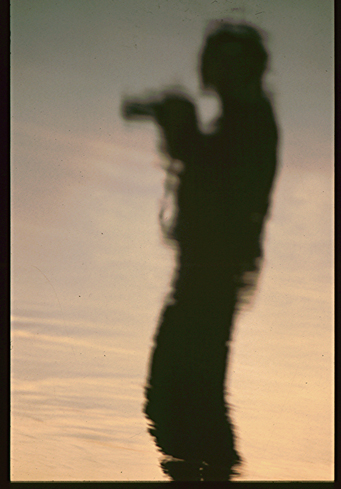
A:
11,158,333,481
11,0,334,480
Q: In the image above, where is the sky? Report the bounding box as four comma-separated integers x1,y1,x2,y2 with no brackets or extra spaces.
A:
11,0,333,482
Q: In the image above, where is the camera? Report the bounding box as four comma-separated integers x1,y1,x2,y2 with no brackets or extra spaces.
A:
121,96,160,120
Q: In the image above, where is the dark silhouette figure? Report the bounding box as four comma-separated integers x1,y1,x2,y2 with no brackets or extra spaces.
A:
122,21,278,481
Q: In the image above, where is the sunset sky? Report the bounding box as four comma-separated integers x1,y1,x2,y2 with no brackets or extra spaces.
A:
11,0,333,481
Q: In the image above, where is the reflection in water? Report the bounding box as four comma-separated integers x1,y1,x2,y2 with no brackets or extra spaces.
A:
122,21,278,481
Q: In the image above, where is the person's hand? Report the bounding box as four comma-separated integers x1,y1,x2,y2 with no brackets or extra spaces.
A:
155,93,197,130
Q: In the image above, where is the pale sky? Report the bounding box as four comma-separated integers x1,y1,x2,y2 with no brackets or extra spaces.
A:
11,0,333,482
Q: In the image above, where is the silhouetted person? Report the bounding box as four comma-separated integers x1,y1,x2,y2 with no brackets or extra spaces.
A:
122,21,278,481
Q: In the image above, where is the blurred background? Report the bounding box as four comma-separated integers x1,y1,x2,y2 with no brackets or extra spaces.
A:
11,0,333,481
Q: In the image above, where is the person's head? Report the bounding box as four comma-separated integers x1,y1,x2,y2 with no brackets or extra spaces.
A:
200,22,268,96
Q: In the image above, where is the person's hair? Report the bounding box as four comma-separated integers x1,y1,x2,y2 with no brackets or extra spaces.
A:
200,21,268,89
